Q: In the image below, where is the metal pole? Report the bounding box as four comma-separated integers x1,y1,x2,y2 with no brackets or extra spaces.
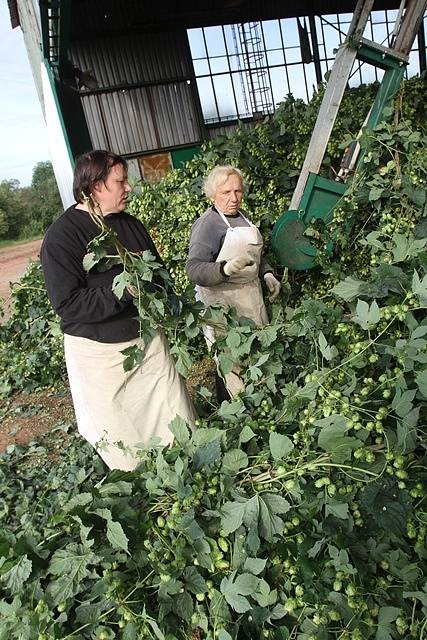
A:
240,23,258,113
308,14,322,85
418,19,426,74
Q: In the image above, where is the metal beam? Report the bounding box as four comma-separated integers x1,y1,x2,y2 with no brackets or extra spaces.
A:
418,18,427,74
289,42,358,210
308,14,322,85
39,0,71,72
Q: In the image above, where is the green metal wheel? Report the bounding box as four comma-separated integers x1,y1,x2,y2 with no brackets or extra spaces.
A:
271,210,318,271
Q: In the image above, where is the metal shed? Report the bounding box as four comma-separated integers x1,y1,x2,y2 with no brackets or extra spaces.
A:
7,1,427,205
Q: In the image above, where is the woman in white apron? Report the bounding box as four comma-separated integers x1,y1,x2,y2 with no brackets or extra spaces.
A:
41,150,195,471
186,166,281,398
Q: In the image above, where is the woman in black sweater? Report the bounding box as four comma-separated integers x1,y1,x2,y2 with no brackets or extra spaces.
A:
41,150,195,470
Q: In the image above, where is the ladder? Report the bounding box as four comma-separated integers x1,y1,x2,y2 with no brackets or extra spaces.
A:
239,22,274,117
271,0,427,270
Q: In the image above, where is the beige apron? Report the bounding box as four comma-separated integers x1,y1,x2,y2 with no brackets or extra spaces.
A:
64,331,196,471
196,211,268,396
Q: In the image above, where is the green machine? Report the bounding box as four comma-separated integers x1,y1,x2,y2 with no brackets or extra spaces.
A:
272,0,427,271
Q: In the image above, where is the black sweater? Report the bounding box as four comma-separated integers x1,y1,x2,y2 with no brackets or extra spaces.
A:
40,206,162,343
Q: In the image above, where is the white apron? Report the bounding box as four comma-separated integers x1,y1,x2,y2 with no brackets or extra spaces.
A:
64,331,196,471
196,211,268,396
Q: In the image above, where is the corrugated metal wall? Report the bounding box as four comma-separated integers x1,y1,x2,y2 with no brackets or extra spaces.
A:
70,31,203,155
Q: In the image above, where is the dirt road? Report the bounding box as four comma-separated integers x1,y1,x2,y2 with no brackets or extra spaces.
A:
0,238,43,317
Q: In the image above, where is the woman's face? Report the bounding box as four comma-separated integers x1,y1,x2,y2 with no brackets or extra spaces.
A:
93,163,132,214
214,174,243,215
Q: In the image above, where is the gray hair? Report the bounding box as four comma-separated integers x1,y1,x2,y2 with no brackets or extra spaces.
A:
202,166,245,199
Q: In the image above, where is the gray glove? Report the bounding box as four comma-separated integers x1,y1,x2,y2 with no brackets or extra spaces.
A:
264,272,281,300
223,255,254,276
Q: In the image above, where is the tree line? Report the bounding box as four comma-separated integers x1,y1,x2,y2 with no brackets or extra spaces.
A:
0,161,62,240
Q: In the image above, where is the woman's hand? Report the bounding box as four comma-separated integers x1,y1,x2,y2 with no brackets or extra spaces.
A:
264,273,281,300
223,256,254,276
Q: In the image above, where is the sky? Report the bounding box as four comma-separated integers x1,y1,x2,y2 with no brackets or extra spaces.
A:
0,2,49,186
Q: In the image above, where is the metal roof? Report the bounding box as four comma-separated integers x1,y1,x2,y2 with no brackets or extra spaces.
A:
68,0,401,39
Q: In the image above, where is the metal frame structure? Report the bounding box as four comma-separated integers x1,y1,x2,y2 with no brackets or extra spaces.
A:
188,8,426,125
271,0,427,271
8,0,427,202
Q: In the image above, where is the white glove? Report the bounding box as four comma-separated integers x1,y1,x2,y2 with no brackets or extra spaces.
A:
264,272,281,300
223,255,254,276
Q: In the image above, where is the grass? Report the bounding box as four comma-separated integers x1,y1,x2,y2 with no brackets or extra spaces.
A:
0,235,43,249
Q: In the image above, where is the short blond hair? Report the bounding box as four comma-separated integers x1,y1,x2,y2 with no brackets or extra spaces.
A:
202,166,244,199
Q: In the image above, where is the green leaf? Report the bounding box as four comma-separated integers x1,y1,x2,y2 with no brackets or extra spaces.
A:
403,590,427,607
218,399,246,421
253,577,273,607
209,588,231,625
239,424,256,443
391,388,416,418
376,606,400,640
402,174,426,206
151,296,165,316
63,492,93,512
220,572,259,613
98,481,133,496
258,493,290,541
260,493,291,515
396,409,418,453
222,492,289,543
412,270,427,305
353,299,380,330
391,234,410,263
269,432,294,461
107,519,129,552
221,448,248,473
180,509,205,540
363,230,386,251
47,542,97,605
91,508,129,552
182,566,207,594
359,477,411,536
1,555,32,594
318,331,338,361
193,439,222,469
192,428,223,446
169,415,190,446
170,343,193,377
83,250,102,272
226,330,241,349
120,344,145,372
75,601,105,624
331,276,366,301
415,369,427,397
308,537,326,559
49,544,96,577
146,616,166,640
325,502,349,520
220,500,246,534
258,325,278,348
112,271,131,300
243,557,267,575
217,353,235,376
48,575,81,605
369,185,383,201
317,415,361,462
172,591,193,620
411,324,427,339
